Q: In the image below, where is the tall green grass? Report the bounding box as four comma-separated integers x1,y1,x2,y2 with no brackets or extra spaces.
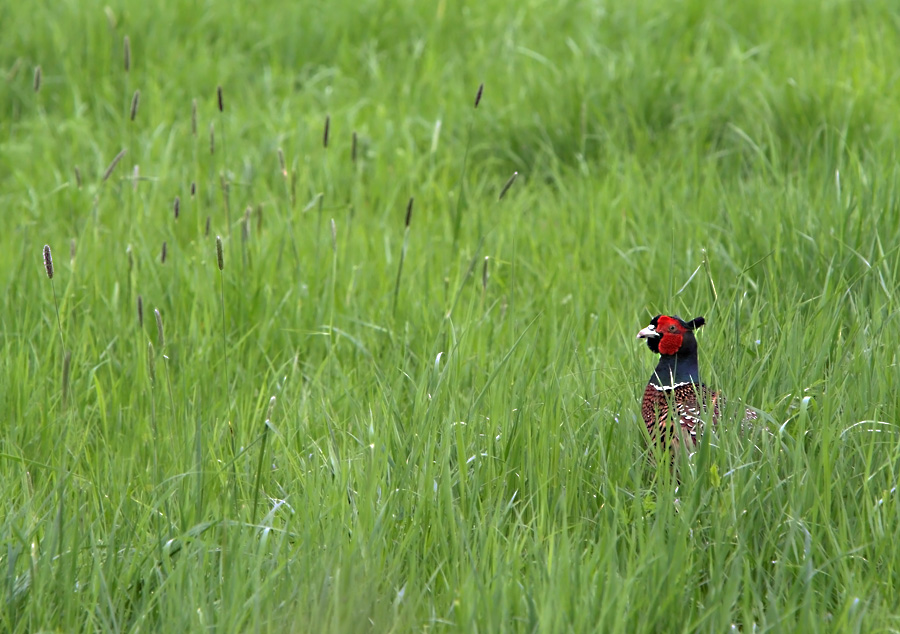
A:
2,0,900,631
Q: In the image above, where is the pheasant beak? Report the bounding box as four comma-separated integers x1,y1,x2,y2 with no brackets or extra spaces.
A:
636,324,660,339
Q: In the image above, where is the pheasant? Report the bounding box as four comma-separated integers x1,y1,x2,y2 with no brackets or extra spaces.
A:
636,314,757,452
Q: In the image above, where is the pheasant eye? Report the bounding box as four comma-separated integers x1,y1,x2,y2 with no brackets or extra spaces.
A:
668,325,677,333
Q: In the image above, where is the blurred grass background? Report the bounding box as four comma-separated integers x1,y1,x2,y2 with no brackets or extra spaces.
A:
2,0,900,631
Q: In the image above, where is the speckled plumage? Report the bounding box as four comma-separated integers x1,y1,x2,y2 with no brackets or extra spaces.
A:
637,314,757,453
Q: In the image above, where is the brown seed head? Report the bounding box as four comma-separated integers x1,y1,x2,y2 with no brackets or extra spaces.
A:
482,256,489,291
209,123,215,154
217,85,224,112
173,196,180,220
123,36,131,72
474,82,484,108
43,244,53,279
323,115,330,148
352,131,358,163
161,241,167,263
190,181,196,197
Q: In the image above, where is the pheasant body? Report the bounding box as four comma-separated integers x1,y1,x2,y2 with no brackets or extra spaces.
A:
637,314,756,452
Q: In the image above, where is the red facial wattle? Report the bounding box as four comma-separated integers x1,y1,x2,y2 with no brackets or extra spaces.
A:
655,315,685,355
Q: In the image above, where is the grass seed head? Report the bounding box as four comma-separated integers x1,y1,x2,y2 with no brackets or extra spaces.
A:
62,350,72,403
74,166,82,189
216,235,224,270
191,98,197,136
205,215,211,237
482,256,489,291
277,148,286,176
43,244,53,279
474,82,484,108
147,341,155,384
242,207,251,241
217,85,224,112
174,196,180,220
137,294,143,327
405,197,414,228
33,65,41,92
154,308,165,347
499,171,518,200
130,89,140,121
191,181,196,197
123,35,130,72
209,122,215,154
323,115,330,148
352,131,358,163
102,149,127,182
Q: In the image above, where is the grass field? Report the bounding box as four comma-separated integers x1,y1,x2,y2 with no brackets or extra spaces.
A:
3,0,900,631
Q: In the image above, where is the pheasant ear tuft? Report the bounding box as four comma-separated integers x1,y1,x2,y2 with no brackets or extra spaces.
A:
686,316,705,330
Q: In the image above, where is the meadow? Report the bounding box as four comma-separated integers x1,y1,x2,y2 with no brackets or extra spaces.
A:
2,0,900,631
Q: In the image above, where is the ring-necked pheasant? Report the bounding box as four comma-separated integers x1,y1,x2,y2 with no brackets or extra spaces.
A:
637,314,757,452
